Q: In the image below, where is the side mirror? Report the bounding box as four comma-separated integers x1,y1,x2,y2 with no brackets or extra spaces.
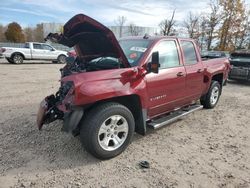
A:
51,48,55,51
147,51,160,74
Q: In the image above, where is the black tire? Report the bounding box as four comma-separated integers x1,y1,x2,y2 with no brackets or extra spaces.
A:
200,81,221,109
12,54,23,64
80,102,135,159
57,55,66,64
6,58,14,64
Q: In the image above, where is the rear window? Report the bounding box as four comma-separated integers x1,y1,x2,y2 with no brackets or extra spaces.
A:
24,43,29,48
33,44,43,49
180,41,198,65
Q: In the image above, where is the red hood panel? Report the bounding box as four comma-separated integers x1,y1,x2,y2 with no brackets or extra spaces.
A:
45,14,130,67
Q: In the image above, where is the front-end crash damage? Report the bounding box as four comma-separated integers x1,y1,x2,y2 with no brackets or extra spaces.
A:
37,81,83,134
37,14,135,134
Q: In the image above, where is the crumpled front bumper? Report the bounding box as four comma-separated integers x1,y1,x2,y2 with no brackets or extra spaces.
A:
36,95,64,130
36,95,84,134
37,99,48,130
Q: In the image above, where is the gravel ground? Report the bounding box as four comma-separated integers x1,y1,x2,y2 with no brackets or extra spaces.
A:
0,59,250,188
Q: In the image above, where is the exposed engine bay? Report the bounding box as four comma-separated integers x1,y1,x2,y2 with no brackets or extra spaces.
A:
60,56,124,77
38,55,124,130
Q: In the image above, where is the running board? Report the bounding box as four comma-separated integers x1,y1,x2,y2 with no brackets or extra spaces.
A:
147,105,203,129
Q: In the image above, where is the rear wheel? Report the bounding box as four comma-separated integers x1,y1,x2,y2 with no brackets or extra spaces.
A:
200,81,221,109
80,102,135,159
12,54,23,64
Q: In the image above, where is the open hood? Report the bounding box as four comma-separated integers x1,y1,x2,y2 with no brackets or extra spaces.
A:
45,14,130,67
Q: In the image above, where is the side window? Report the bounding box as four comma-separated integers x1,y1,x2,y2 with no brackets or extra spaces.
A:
153,40,180,69
42,44,53,51
33,44,43,50
180,41,198,65
24,43,29,48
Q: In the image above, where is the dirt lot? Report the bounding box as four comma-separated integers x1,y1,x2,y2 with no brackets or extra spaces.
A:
0,59,250,188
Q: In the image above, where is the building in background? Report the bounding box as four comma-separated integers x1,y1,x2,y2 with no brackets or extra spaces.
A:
109,26,158,38
42,23,63,38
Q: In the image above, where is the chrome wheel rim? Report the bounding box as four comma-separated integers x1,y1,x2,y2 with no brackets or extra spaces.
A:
98,115,128,151
210,86,219,105
14,55,22,64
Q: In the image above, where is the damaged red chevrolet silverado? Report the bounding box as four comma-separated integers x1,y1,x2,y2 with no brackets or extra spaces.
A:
37,14,230,159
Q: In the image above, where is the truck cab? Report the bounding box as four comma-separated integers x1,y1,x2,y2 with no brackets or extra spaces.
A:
37,14,230,159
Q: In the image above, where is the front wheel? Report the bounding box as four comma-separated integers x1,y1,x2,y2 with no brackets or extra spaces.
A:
80,102,135,159
200,81,221,109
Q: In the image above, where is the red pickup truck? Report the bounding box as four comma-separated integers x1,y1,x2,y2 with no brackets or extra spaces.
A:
37,14,230,159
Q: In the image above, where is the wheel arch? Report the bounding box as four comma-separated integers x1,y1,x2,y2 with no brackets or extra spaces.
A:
83,94,147,135
57,54,67,59
211,73,224,88
11,52,25,60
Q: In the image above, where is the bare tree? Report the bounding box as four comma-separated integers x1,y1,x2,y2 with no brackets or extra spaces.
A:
34,24,44,42
159,10,176,36
199,15,208,51
114,16,127,38
24,27,34,42
128,23,141,36
183,12,200,39
206,0,220,50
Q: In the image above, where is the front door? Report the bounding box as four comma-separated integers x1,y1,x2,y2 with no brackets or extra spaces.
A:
146,40,186,118
42,44,56,60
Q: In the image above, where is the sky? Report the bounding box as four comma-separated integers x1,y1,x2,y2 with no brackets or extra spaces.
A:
0,0,249,28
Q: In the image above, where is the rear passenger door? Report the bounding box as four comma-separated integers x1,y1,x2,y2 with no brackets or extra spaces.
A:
146,40,187,118
180,40,204,101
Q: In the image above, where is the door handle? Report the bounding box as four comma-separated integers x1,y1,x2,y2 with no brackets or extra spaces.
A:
177,72,184,77
197,69,203,73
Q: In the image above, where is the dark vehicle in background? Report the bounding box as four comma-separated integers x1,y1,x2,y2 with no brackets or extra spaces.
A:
229,51,250,82
201,51,229,60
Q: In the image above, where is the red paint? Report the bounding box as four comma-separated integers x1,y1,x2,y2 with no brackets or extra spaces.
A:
42,14,230,122
61,36,230,119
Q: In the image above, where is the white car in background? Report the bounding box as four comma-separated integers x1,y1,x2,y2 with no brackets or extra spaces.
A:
0,42,68,64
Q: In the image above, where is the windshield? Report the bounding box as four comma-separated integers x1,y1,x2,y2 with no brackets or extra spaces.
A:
119,39,151,67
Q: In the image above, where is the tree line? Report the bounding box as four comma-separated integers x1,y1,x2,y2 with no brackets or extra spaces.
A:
0,0,249,51
158,0,249,51
0,22,44,43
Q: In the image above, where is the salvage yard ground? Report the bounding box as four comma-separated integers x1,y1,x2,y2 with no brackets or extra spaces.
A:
0,59,250,188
